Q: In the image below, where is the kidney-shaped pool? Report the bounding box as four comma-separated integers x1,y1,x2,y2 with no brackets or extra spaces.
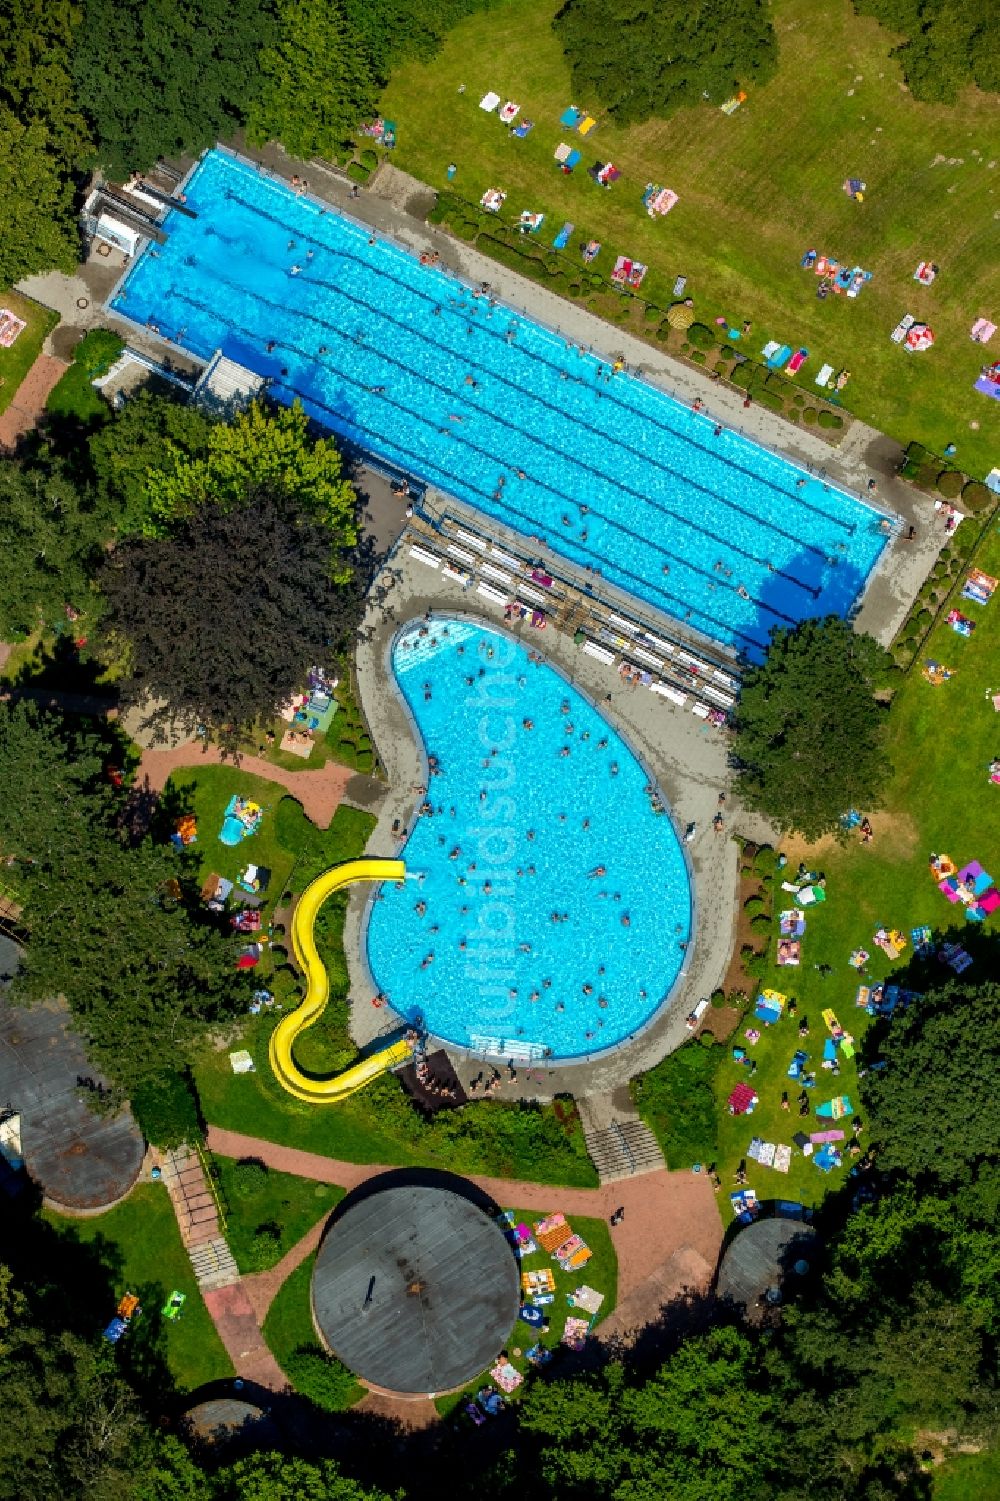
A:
365,618,693,1062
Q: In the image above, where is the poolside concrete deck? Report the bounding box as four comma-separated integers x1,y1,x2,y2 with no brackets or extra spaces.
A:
343,544,747,1101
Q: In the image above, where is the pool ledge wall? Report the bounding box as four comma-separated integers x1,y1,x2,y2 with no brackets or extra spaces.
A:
342,543,754,1100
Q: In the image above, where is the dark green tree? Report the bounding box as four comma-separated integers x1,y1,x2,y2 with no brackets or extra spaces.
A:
214,1452,397,1501
342,0,495,80
731,617,891,840
861,979,1000,1188
72,0,278,173
852,1,999,101
0,701,243,1100
0,1263,156,1501
248,0,379,161
0,0,93,280
514,1328,779,1499
553,0,778,124
0,453,113,639
88,389,215,537
100,490,360,743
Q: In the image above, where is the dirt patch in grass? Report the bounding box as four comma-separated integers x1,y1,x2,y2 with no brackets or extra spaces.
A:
701,1005,740,1044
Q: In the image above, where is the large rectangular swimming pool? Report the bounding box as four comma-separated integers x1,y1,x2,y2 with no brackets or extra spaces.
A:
112,148,887,656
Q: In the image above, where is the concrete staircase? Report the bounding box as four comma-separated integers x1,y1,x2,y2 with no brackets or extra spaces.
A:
578,1090,666,1184
187,1235,240,1291
156,1145,240,1290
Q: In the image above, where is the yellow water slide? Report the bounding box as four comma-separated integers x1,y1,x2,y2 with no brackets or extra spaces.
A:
268,857,412,1103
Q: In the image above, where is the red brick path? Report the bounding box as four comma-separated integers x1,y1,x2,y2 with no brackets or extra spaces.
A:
0,353,67,450
208,1126,723,1338
137,742,357,828
201,1281,289,1390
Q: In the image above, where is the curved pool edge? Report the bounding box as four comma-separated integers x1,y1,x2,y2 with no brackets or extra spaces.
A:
362,614,695,1066
342,573,740,1091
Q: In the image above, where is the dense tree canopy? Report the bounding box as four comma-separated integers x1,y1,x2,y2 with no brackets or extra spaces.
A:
731,617,892,840
100,490,358,742
145,399,358,557
248,0,379,162
0,1268,154,1501
854,0,999,101
87,390,215,536
514,1327,779,1499
0,0,91,282
0,453,112,639
553,0,778,124
0,702,243,1099
72,0,278,173
861,978,1000,1187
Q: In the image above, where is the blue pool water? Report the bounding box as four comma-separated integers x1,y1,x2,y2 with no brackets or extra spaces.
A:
113,147,887,656
364,619,692,1060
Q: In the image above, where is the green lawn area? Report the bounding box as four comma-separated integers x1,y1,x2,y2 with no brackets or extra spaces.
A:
45,329,123,426
165,764,297,916
210,1154,342,1273
44,1183,233,1393
933,1446,1000,1500
638,524,1000,1219
380,0,1000,474
0,292,58,416
197,1018,597,1185
262,1251,364,1411
436,1208,617,1415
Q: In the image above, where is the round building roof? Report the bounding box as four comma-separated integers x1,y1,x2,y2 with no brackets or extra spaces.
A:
717,1215,818,1316
311,1179,519,1395
0,960,144,1212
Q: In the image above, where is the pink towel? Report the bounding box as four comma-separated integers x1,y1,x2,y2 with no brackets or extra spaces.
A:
810,1129,845,1144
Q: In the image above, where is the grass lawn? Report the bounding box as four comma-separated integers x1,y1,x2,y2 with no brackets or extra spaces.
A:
380,0,1000,473
932,1447,1000,1499
0,292,58,416
197,1018,597,1185
165,764,298,916
262,1251,364,1411
210,1154,342,1273
638,523,1000,1219
436,1208,617,1415
44,1183,233,1393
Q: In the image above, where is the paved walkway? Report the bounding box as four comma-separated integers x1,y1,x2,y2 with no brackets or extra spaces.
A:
207,1126,723,1340
201,1281,289,1390
136,741,359,828
0,352,67,451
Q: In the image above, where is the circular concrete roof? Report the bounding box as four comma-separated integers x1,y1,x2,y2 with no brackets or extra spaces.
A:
717,1217,818,1315
311,1180,519,1395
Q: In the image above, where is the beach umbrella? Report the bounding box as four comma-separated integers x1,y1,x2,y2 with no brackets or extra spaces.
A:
667,301,695,329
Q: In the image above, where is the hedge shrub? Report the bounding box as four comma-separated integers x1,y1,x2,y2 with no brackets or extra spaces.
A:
731,362,754,389
936,470,964,500
232,1158,269,1196
359,148,379,170
346,161,370,185
818,409,843,430
687,322,715,349
284,1348,360,1412
690,350,707,365
802,407,818,425
131,1068,201,1149
962,480,992,513
755,388,784,413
